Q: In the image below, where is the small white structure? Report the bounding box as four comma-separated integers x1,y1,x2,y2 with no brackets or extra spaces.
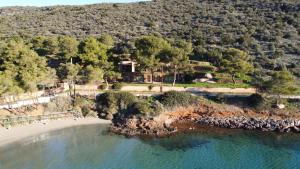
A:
276,104,285,109
192,73,215,83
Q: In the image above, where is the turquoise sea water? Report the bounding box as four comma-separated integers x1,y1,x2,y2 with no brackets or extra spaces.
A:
1,124,300,169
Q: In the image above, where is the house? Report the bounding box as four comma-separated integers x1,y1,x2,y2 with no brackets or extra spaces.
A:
118,60,216,83
118,60,142,82
118,60,164,83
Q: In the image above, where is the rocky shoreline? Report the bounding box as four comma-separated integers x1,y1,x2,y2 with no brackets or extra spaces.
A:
110,99,300,137
196,116,300,133
110,115,300,137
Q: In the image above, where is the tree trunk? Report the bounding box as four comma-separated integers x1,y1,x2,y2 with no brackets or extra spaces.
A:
5,96,11,109
231,73,236,84
73,83,76,99
151,70,154,84
94,88,97,100
172,68,177,87
160,66,164,92
68,82,72,97
105,78,109,90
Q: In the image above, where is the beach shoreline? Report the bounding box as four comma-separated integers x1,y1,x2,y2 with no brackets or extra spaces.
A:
0,118,111,147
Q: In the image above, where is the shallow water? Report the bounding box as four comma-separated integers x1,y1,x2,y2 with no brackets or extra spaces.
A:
1,124,300,169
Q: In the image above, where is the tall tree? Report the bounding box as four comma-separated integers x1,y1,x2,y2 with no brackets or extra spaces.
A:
81,65,104,84
31,36,47,56
0,39,56,93
266,70,298,98
102,62,121,89
79,37,108,66
43,37,59,57
134,36,171,83
170,48,190,86
58,63,81,96
0,71,23,102
207,48,223,67
58,36,79,63
221,48,254,84
159,47,190,86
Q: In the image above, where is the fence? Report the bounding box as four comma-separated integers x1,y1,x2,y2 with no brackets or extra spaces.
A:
0,112,72,128
0,93,69,109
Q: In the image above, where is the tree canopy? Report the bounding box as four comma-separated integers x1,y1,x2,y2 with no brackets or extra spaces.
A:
0,39,56,93
221,48,254,84
266,70,298,96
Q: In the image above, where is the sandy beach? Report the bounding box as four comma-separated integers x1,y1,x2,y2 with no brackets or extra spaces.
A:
0,118,111,147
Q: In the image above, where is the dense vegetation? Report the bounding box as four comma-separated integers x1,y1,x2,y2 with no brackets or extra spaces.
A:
0,0,299,99
0,0,299,69
0,34,298,98
97,91,300,120
96,91,197,119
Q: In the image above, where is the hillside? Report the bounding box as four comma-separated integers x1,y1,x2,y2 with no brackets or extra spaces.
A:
0,0,299,75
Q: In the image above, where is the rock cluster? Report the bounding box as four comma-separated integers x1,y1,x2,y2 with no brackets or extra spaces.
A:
110,118,176,136
111,115,300,137
196,116,300,133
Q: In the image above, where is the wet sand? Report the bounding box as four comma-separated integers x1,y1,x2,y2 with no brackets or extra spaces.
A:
0,118,111,147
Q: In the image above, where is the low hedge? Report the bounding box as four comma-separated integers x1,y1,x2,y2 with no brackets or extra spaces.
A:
130,99,164,117
158,91,199,108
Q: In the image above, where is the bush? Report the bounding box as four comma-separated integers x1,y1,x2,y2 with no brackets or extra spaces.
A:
150,100,164,116
214,93,226,103
131,98,164,116
112,83,123,90
248,93,264,108
81,105,91,117
96,91,137,119
45,96,72,113
158,91,198,108
74,97,93,108
131,101,152,116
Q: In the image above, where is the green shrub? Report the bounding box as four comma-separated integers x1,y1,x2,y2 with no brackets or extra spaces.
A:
131,101,152,116
158,91,198,108
45,96,72,113
112,83,123,90
150,100,164,116
248,93,264,108
214,93,226,103
96,91,137,119
74,97,93,108
81,105,91,117
130,99,164,117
